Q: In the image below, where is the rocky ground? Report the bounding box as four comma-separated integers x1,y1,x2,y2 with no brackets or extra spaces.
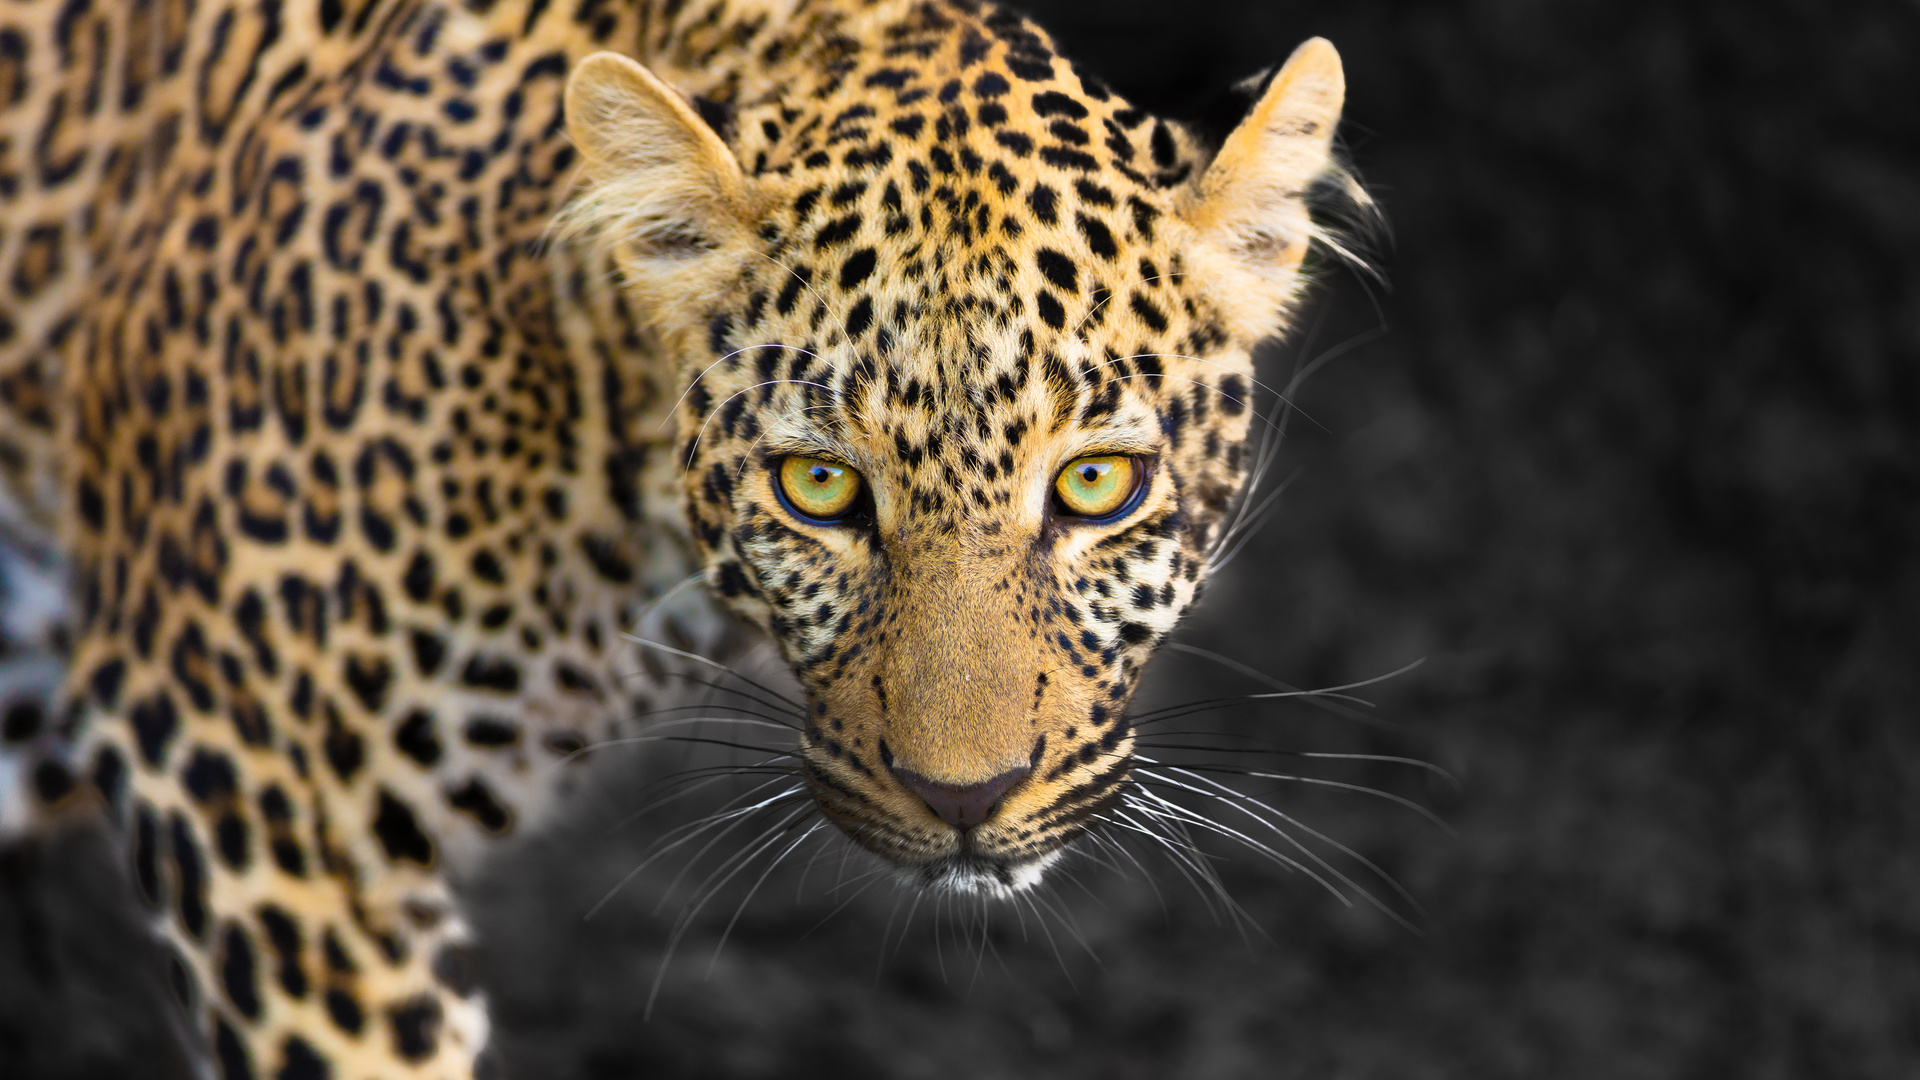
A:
4,0,1917,1076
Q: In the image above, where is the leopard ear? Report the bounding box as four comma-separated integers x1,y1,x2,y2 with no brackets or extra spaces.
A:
559,52,756,296
1179,38,1357,343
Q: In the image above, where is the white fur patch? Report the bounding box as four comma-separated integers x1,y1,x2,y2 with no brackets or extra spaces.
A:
916,848,1063,898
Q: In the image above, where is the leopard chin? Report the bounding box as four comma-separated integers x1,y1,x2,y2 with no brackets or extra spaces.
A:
903,849,1065,898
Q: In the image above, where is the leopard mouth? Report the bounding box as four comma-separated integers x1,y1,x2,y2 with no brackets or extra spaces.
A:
801,775,1074,895
798,745,1134,897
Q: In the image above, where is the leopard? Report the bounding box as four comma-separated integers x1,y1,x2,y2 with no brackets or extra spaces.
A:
0,0,1366,1075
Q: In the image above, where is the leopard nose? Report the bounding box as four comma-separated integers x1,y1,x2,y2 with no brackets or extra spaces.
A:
891,764,1031,829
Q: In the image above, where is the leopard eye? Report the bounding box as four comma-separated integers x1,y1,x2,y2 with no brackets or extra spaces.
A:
1053,455,1142,520
776,455,863,522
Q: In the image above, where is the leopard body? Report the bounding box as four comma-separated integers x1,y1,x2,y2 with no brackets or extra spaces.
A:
0,0,1359,1074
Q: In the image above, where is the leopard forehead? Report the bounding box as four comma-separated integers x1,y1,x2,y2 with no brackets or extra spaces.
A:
689,190,1250,515
669,5,1255,518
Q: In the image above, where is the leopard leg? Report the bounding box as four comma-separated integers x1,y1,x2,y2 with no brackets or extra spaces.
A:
90,722,505,1080
0,515,70,833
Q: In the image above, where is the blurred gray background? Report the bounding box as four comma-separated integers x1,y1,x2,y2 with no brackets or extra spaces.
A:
4,0,1917,1076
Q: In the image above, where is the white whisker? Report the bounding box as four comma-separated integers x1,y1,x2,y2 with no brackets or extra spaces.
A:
683,379,837,466
706,819,825,977
647,805,811,1017
1165,642,1418,731
622,633,806,712
1138,764,1422,931
585,782,804,921
659,345,824,433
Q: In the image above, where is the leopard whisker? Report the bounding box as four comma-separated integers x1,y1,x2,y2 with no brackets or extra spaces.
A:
1287,749,1457,785
1050,854,1109,912
1136,764,1422,931
931,891,949,985
833,832,857,893
1125,782,1331,899
651,790,815,918
572,731,800,781
647,804,812,1018
560,726,794,768
644,733,801,757
1136,735,1458,789
625,703,802,731
1237,299,1327,504
1015,890,1073,984
870,882,912,988
1207,465,1303,574
1149,761,1431,917
629,568,710,633
1082,827,1154,891
705,817,826,977
884,879,929,974
1215,322,1386,566
1285,325,1388,403
1029,878,1102,968
1093,824,1182,926
1134,724,1438,761
667,805,812,941
659,345,823,433
1129,690,1376,731
623,633,808,713
1163,642,1419,731
683,379,837,467
731,399,844,484
1105,372,1288,441
1065,273,1145,339
1150,758,1454,835
609,760,799,833
1238,657,1426,702
790,824,836,900
1126,684,1384,727
1109,798,1256,934
586,781,804,920
1203,785,1427,926
1063,830,1130,883
589,714,799,747
798,864,893,941
646,674,808,724
753,249,835,319
1094,351,1315,433
1005,886,1032,946
669,806,808,938
966,897,998,996
1101,810,1220,923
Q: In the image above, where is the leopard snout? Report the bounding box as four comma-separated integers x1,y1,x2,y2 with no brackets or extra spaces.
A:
889,762,1031,829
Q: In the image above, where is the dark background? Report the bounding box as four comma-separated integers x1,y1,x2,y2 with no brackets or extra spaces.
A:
5,0,1917,1076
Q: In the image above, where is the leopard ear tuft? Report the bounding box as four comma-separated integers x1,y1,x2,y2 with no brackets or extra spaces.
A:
558,53,756,294
1179,38,1368,343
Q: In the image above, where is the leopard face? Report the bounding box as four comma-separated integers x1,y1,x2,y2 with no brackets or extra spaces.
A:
564,24,1356,894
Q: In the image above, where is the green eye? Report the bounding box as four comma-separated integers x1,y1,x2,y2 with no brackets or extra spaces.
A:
1054,455,1140,519
776,455,863,521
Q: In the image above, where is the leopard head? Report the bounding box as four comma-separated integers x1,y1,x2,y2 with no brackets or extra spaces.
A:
561,34,1355,894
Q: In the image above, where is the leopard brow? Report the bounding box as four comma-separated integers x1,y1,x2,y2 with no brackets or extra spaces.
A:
1065,436,1159,460
758,424,861,466
1060,420,1161,461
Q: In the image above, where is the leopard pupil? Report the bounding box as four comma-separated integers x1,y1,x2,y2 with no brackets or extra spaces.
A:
811,467,830,484
1081,466,1098,482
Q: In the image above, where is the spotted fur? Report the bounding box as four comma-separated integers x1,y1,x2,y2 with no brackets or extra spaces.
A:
0,0,1360,1075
